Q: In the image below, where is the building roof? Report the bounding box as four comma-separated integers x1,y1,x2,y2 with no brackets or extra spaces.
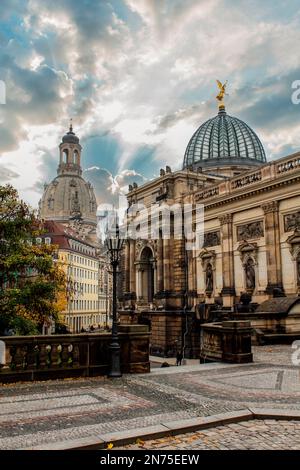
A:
255,297,300,314
62,123,80,144
40,174,97,226
183,105,266,170
42,220,97,254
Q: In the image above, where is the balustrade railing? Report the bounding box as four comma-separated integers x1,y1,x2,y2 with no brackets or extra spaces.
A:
0,325,150,383
194,153,300,203
195,186,219,201
230,170,262,190
276,155,300,174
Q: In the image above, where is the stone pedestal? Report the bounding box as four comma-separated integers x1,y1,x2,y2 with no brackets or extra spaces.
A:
221,320,253,363
200,320,253,363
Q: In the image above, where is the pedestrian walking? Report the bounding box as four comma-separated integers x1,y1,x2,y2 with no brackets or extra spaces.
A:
176,350,183,366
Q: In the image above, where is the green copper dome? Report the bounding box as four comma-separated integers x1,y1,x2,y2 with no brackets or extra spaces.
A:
183,106,266,170
62,122,80,144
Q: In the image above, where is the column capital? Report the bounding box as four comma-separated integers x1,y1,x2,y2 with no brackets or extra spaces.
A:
262,200,279,214
219,213,233,225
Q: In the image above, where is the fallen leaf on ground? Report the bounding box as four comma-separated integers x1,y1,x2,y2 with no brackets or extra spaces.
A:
136,438,145,446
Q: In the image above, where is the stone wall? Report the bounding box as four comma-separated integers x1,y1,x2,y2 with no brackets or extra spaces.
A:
200,320,253,363
120,310,200,358
0,325,150,384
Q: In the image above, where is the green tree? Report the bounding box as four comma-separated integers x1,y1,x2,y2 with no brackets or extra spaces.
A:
0,185,66,335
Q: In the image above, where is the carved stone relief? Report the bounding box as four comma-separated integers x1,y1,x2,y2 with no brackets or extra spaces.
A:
237,221,264,241
284,212,300,232
203,231,220,248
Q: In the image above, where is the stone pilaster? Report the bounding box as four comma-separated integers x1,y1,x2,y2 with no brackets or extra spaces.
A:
173,239,185,291
163,238,171,291
137,265,144,300
187,249,197,307
124,240,130,293
219,213,236,307
129,239,136,295
262,200,283,294
157,236,164,292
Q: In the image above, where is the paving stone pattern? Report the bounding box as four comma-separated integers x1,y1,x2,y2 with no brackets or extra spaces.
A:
119,420,300,450
0,345,299,450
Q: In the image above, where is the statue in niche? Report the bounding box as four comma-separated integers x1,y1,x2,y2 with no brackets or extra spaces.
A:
245,258,255,290
47,196,54,210
71,190,81,215
205,263,213,292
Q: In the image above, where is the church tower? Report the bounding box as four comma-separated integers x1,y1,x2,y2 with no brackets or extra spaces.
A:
39,123,97,227
58,121,82,177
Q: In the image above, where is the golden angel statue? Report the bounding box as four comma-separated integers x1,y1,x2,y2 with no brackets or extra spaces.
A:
216,80,227,106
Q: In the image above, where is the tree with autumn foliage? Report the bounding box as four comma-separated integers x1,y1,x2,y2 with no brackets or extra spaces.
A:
0,185,66,335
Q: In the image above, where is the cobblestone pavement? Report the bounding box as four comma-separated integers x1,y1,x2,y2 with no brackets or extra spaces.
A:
119,419,300,450
0,345,299,450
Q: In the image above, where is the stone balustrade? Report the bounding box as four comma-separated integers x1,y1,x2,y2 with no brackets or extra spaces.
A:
0,324,150,383
194,152,300,203
195,186,219,201
230,169,262,190
276,154,300,174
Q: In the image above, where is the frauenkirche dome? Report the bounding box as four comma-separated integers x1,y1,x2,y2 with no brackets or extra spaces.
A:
39,124,97,226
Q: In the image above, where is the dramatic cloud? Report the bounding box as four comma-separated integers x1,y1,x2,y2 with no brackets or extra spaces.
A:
0,165,19,181
83,166,146,205
0,0,300,205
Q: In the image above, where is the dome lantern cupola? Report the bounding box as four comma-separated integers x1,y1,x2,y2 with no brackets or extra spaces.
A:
58,120,82,176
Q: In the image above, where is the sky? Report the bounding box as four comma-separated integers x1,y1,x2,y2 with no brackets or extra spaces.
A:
1,0,300,207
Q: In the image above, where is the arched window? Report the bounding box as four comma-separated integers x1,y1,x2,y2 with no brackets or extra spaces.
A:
74,150,79,165
62,149,68,163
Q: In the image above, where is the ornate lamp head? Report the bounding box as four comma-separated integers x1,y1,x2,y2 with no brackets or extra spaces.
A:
105,223,125,264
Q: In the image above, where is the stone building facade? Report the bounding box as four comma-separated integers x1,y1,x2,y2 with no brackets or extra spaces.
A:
121,103,300,357
41,221,104,332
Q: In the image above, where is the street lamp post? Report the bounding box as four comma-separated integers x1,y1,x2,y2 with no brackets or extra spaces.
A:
105,266,109,329
105,224,124,378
